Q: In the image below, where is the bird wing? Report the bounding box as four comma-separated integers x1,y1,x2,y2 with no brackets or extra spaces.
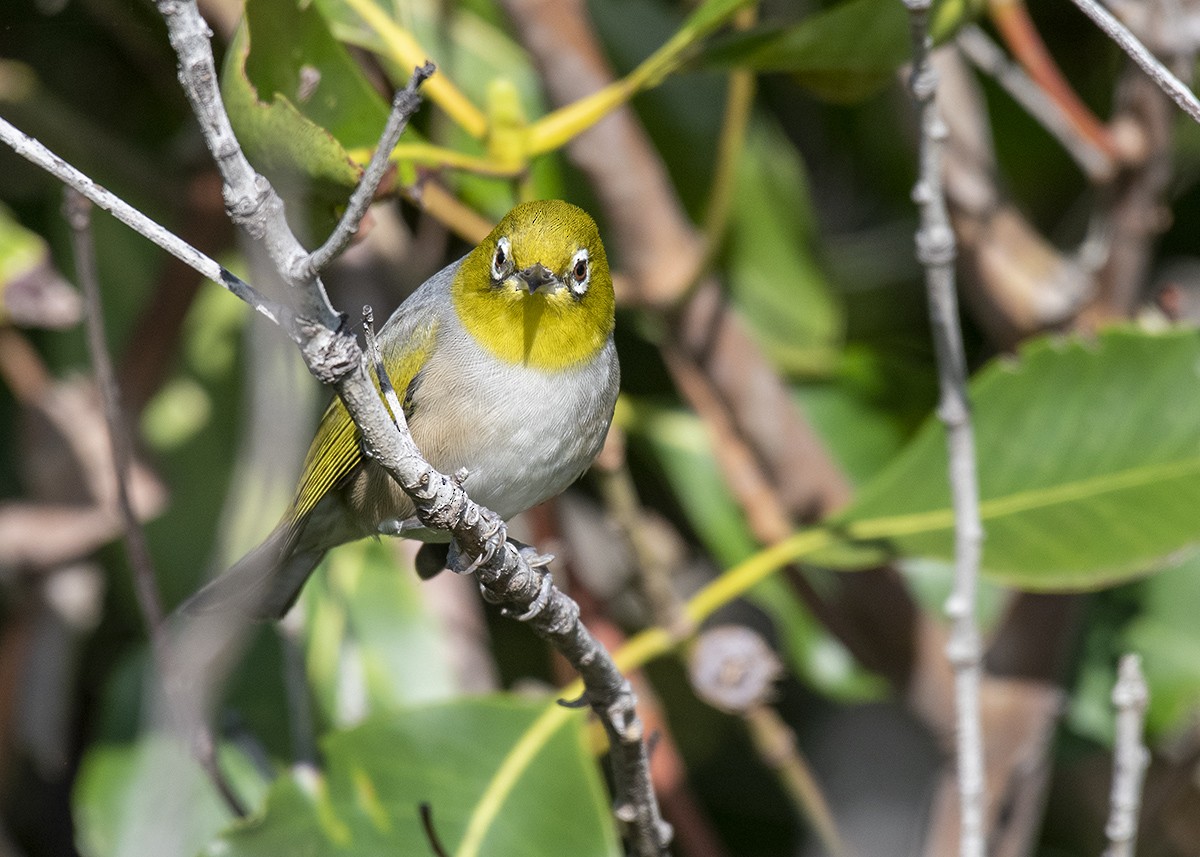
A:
285,258,461,533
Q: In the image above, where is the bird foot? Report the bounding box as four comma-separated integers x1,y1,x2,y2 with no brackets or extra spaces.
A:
512,539,555,569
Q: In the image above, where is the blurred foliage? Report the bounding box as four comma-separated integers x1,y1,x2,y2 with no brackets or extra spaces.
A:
3,0,1200,855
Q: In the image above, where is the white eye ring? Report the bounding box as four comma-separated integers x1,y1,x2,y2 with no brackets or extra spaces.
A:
492,237,512,281
568,248,590,295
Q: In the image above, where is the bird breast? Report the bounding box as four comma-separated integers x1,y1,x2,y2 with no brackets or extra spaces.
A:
350,326,618,535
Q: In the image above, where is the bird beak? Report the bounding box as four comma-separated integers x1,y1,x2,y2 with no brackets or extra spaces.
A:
515,263,562,294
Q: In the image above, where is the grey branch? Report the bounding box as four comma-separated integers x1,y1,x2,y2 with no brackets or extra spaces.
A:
956,26,1116,182
1102,654,1150,857
65,191,167,652
900,3,988,857
303,63,435,277
62,0,665,852
1069,0,1200,123
0,116,287,328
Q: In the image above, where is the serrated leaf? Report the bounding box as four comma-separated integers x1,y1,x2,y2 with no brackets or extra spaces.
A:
837,327,1200,591
212,697,619,857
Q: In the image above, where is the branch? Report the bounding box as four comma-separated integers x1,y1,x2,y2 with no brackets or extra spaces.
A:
1068,0,1200,123
302,63,434,277
1103,654,1150,857
956,25,1115,182
986,0,1118,167
65,190,168,653
0,116,288,329
65,189,248,818
900,3,988,857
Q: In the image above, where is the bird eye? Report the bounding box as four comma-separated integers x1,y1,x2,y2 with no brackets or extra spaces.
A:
491,237,511,281
569,249,590,294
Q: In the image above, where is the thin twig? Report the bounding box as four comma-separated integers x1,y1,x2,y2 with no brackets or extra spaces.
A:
65,189,168,652
64,189,248,819
1102,654,1150,857
418,803,450,857
303,63,435,277
956,25,1115,182
1068,0,1200,124
900,3,988,856
0,117,286,328
362,306,406,421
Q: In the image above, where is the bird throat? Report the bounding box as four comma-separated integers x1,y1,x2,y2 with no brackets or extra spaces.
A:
454,286,609,371
522,296,545,363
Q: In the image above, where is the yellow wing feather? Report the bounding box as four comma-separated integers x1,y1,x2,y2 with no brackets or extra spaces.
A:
286,319,439,528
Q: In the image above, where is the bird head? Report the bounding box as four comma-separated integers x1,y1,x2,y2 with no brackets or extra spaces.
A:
453,200,615,371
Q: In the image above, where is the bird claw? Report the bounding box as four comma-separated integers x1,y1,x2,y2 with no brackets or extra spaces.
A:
512,540,555,569
445,539,476,575
377,518,404,536
505,571,554,622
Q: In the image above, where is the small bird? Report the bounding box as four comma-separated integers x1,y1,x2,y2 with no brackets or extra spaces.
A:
183,199,619,619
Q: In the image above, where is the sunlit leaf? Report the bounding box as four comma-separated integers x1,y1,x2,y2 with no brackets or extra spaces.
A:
222,0,392,193
212,697,619,857
838,327,1200,591
74,736,268,857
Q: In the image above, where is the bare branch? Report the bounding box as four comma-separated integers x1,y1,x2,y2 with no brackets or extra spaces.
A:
956,26,1115,182
900,3,988,856
1068,0,1200,123
0,116,287,327
303,63,435,277
1103,654,1150,857
147,1,671,851
65,189,248,818
65,190,168,653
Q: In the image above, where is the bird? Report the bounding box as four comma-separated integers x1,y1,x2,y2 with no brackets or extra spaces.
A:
182,199,620,620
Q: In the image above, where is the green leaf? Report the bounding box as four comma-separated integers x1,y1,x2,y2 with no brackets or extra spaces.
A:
838,327,1200,591
303,539,458,725
222,0,392,195
74,736,268,857
212,697,619,857
725,120,843,376
700,0,910,103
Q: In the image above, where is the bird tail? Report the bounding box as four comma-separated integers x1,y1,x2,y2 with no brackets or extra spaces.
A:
178,522,325,621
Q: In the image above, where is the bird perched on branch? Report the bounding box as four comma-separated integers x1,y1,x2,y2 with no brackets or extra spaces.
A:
183,199,619,620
